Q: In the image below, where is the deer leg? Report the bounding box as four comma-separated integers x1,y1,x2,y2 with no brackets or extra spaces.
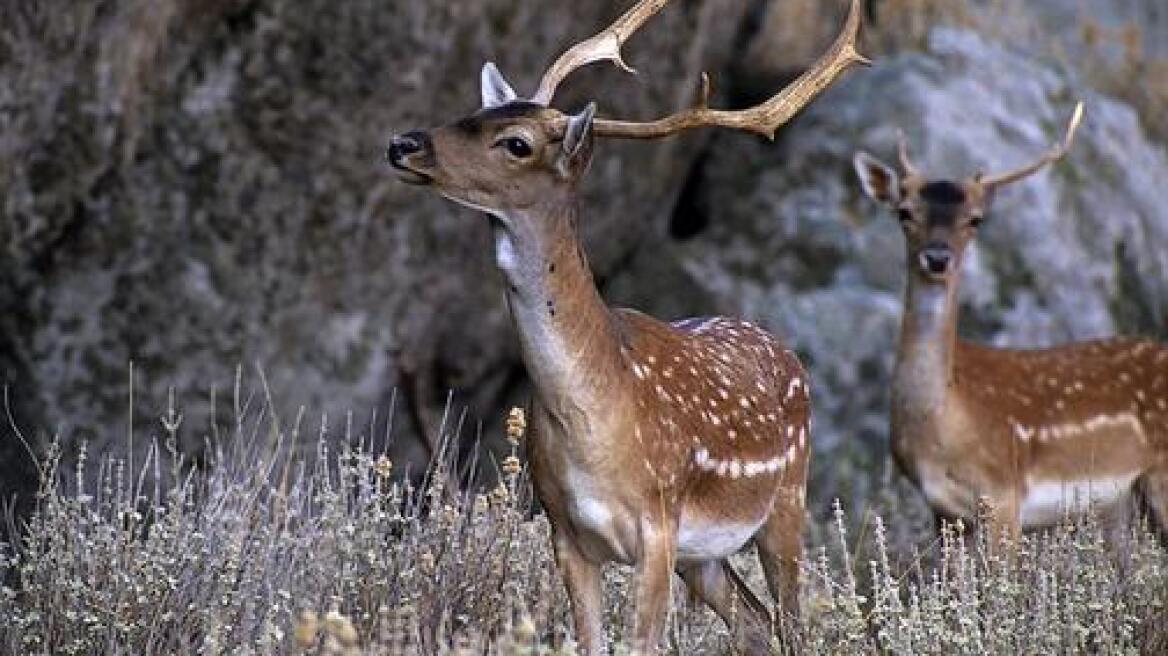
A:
629,521,677,653
1136,467,1168,545
677,560,772,654
1096,490,1140,547
552,529,605,654
754,486,805,637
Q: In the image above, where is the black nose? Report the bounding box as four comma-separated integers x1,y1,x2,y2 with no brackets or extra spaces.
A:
919,245,952,276
387,130,430,165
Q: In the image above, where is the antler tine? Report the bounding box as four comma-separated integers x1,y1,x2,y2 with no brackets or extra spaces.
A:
530,0,673,106
977,101,1085,188
583,0,870,140
897,129,921,179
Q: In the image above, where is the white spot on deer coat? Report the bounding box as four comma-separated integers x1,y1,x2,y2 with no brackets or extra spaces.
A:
786,378,803,400
1011,413,1145,444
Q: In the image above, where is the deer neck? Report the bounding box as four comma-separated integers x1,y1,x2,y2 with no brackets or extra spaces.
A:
489,198,622,427
894,269,960,419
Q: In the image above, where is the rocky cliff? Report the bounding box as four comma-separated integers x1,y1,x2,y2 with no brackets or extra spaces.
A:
0,0,751,495
2,1,1166,509
626,26,1168,502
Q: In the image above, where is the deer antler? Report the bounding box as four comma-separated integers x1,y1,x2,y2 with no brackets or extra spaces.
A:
976,101,1085,188
579,0,870,140
897,129,921,179
530,0,673,106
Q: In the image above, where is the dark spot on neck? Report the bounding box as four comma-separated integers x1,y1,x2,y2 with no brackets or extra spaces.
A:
546,299,556,317
920,181,967,205
548,263,556,274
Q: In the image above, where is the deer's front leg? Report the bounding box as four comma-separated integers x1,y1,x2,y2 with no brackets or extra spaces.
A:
630,519,677,653
552,528,605,654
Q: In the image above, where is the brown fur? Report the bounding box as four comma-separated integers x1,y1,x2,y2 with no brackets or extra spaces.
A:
391,98,810,653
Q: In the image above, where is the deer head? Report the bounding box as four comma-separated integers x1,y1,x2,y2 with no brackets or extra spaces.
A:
387,87,598,214
853,102,1084,285
388,0,869,217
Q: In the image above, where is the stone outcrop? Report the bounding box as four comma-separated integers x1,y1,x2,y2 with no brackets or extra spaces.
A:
0,0,752,493
2,1,1166,509
635,26,1167,499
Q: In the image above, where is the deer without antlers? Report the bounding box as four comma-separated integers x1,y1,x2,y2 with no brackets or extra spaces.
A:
388,0,867,651
853,103,1168,546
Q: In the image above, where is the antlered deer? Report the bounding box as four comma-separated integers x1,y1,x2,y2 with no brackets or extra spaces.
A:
853,103,1168,546
388,0,868,651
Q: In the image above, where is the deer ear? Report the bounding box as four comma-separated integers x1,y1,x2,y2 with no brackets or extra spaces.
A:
853,151,900,206
556,102,596,179
563,102,596,157
480,62,519,109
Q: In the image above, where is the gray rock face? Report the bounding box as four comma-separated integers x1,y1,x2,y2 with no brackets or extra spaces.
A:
3,0,1167,512
0,0,748,478
630,26,1168,498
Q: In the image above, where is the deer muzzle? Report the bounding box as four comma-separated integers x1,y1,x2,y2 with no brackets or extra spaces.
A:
919,244,953,279
387,130,434,184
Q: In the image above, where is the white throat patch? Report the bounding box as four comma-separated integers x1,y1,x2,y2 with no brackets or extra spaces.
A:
493,226,518,272
910,284,949,332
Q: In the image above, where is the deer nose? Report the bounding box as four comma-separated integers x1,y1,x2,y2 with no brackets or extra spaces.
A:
387,130,430,165
919,245,952,276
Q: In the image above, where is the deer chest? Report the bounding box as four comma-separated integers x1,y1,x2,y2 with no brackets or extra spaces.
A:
913,461,982,520
528,444,632,562
895,418,989,520
558,465,638,564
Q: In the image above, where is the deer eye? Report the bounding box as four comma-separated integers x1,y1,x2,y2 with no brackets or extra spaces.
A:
968,215,984,229
496,136,533,159
896,208,914,224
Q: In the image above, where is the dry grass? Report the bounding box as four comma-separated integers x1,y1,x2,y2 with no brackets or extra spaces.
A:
1,392,1165,655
